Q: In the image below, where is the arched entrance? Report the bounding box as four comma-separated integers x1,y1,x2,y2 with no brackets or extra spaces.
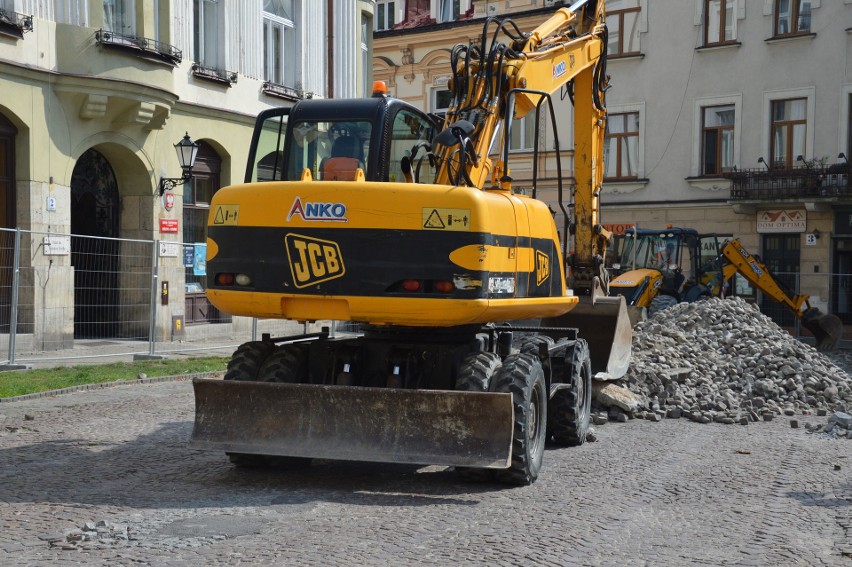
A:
0,113,18,332
70,148,120,338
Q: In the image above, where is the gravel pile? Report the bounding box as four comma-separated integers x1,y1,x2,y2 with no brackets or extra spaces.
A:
612,297,852,433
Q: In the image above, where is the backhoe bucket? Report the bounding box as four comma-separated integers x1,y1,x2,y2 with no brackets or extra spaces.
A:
544,294,633,381
801,308,843,352
190,379,514,468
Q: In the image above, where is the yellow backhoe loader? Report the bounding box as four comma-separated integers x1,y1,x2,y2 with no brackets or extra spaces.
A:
609,228,842,351
190,0,632,485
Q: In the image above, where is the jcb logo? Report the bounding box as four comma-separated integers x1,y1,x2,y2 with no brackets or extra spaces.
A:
536,250,550,286
285,234,345,288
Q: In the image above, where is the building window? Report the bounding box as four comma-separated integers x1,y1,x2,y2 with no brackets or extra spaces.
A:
439,0,467,23
604,112,639,179
361,15,370,97
774,0,811,37
432,88,453,121
606,0,641,57
375,0,395,31
264,0,296,87
704,0,735,46
770,98,806,169
193,0,219,67
701,105,735,175
509,116,537,152
103,0,135,35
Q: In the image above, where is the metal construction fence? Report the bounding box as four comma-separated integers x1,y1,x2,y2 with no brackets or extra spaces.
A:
0,228,322,369
0,227,847,368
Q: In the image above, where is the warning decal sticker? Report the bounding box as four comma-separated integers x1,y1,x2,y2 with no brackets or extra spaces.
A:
422,208,471,231
213,205,240,225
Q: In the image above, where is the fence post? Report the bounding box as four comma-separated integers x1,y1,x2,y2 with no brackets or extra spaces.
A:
7,228,20,365
134,238,167,361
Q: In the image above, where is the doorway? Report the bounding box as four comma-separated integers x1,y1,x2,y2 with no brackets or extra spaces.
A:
760,233,800,329
70,149,120,338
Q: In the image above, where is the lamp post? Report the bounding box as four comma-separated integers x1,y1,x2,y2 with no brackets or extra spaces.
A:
157,133,200,196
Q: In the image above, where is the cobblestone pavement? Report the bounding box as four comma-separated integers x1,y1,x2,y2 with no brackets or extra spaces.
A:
0,379,849,566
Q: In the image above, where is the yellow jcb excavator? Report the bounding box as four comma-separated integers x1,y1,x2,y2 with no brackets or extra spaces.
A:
190,0,632,485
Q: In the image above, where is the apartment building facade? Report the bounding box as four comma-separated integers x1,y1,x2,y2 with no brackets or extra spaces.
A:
0,0,373,349
374,0,852,329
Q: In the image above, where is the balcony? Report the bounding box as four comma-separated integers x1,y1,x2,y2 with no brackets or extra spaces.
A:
725,159,850,211
0,8,33,39
94,29,182,66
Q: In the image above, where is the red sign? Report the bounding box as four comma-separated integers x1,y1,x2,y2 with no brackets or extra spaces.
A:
163,192,175,211
160,218,179,233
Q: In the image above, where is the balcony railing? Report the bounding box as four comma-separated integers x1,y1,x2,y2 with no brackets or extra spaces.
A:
191,63,238,86
261,82,314,101
95,29,182,66
725,162,850,201
0,8,33,38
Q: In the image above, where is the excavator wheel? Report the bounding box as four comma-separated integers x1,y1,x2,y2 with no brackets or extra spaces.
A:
493,353,547,486
802,308,844,352
224,341,275,381
257,344,308,383
227,343,312,470
515,335,555,358
548,339,592,446
648,295,678,318
454,351,503,482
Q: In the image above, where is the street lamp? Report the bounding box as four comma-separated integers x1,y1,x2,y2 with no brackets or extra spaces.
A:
157,133,200,196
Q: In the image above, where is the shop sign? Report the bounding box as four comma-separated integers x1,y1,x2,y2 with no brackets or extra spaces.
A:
756,210,806,233
602,223,635,235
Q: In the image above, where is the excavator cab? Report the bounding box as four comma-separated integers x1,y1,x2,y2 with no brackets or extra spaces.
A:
246,98,439,186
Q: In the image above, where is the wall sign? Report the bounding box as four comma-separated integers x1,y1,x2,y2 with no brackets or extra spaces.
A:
756,210,806,233
159,218,179,233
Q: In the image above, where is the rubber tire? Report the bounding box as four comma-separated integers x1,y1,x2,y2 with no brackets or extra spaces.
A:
223,341,276,466
455,351,501,392
224,341,275,382
229,344,312,470
454,351,502,482
548,339,592,446
514,335,555,358
648,294,678,318
257,345,307,383
493,353,547,486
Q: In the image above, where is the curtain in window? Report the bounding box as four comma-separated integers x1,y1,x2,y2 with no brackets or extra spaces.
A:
103,0,133,34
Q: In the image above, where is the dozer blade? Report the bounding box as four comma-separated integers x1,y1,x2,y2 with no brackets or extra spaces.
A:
544,293,633,381
801,308,843,352
190,379,513,468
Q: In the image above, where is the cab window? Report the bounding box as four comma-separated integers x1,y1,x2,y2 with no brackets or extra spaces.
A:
388,109,435,183
287,121,372,181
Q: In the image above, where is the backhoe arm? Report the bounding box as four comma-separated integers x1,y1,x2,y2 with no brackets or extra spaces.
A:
720,238,810,316
433,0,610,294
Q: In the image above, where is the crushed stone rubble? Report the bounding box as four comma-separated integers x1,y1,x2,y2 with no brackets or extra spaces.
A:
39,520,134,551
592,297,852,438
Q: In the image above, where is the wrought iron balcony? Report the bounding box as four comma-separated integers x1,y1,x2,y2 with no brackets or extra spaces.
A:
191,63,238,86
0,8,33,38
725,161,850,201
261,82,314,101
95,29,182,66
